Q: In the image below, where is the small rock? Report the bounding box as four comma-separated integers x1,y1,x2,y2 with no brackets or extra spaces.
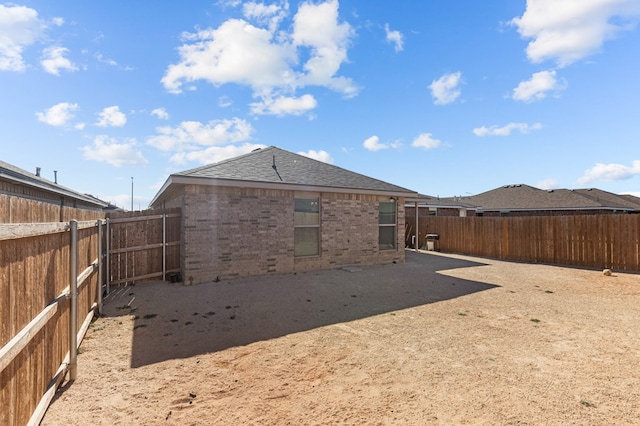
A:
603,268,612,276
189,392,197,398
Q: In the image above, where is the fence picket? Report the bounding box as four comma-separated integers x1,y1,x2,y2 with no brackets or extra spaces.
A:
408,215,640,272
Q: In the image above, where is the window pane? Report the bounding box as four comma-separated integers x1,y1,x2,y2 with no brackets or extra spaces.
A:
295,198,319,226
295,227,319,256
379,201,396,224
379,226,395,250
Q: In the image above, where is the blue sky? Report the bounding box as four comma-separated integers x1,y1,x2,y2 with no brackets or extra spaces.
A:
1,0,639,209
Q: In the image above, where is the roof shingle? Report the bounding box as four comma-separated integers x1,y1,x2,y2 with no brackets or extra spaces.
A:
173,146,417,194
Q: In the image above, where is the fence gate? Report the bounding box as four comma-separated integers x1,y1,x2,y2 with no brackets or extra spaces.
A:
106,209,181,289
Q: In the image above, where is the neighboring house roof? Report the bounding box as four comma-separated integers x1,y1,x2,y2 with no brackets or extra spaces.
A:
619,194,640,208
0,160,108,208
460,184,639,213
151,146,418,205
406,193,475,209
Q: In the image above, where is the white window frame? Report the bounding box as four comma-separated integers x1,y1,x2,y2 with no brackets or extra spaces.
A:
378,199,397,251
294,194,320,257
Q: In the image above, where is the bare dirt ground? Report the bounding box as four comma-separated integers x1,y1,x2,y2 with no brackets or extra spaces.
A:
42,250,640,425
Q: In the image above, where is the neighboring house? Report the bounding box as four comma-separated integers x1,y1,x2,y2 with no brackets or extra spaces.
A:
457,184,640,216
149,146,418,283
405,193,473,218
0,160,112,222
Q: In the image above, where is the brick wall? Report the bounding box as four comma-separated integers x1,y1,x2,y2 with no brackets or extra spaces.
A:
172,185,405,283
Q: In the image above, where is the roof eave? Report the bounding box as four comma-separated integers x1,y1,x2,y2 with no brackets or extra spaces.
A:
152,175,418,202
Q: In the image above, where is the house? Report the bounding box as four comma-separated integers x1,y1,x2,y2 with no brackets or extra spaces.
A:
456,184,640,216
0,160,112,222
405,193,473,218
149,146,418,283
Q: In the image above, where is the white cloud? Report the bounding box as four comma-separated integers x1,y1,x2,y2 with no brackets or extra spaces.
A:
578,160,640,184
411,133,442,150
162,19,296,94
292,0,356,96
82,135,148,167
170,143,266,165
512,70,565,102
94,52,118,67
162,0,357,113
217,0,242,8
429,72,462,105
151,107,170,120
363,135,385,152
298,149,333,164
96,106,127,127
0,4,46,71
35,102,79,126
41,46,77,75
250,94,317,116
511,0,640,67
147,118,253,152
536,178,560,190
473,122,542,136
52,17,64,27
243,1,288,32
385,23,404,52
218,96,232,108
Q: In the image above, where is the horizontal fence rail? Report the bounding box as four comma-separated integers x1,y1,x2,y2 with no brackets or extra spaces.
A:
0,219,103,426
407,215,640,272
106,209,181,287
1,195,183,425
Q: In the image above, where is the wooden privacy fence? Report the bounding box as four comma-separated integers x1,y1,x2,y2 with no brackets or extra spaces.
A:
1,219,104,426
0,193,105,223
409,215,640,272
106,208,181,287
1,197,183,425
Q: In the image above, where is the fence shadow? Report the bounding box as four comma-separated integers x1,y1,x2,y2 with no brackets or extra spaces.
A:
103,251,498,368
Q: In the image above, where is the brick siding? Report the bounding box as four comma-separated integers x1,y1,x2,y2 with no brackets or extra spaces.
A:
165,185,405,283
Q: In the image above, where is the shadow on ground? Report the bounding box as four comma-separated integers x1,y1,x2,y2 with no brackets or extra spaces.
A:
103,251,498,368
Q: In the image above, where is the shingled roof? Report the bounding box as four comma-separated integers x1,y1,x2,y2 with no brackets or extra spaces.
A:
462,184,640,213
152,146,417,204
0,160,108,208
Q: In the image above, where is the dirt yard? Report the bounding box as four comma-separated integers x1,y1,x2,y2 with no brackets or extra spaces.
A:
42,250,640,425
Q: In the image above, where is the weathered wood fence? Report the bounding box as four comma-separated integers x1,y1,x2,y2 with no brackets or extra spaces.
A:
0,218,103,426
0,193,105,223
106,208,182,287
408,215,640,272
1,196,182,425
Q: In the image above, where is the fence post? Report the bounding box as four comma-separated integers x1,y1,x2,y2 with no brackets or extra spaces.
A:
97,219,103,315
162,213,167,281
69,219,78,381
106,218,110,295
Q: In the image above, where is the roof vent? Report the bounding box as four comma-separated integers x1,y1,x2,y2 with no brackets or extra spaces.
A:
252,147,261,152
36,167,41,177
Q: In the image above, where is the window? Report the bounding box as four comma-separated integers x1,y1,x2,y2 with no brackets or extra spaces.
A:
294,196,320,256
379,200,396,250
